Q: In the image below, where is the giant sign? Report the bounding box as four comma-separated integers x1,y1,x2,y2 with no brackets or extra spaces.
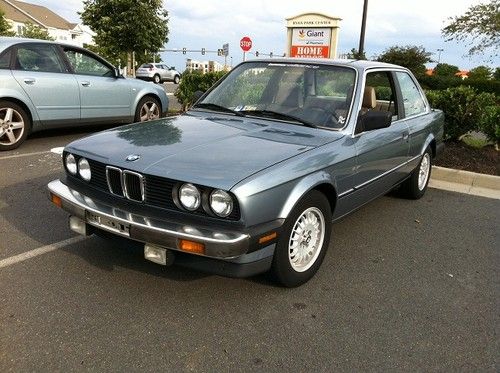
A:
290,28,331,58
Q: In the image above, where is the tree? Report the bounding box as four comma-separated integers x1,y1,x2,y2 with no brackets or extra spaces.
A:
442,0,499,59
85,43,161,70
21,22,54,40
346,48,366,60
494,67,500,80
468,65,493,80
433,63,460,77
376,45,432,76
0,10,15,36
80,0,169,75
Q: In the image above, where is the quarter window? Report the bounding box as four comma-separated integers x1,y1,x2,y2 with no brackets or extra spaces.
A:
15,44,65,73
0,49,11,69
396,72,427,117
64,48,113,77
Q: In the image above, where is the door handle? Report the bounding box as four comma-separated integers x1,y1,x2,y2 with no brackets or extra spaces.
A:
81,81,91,87
402,132,409,141
23,78,36,85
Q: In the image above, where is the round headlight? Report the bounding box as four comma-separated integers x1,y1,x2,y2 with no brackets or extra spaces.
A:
210,189,233,217
179,183,201,211
78,158,91,181
65,153,77,175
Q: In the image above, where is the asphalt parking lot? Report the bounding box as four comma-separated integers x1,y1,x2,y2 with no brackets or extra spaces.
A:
0,128,498,372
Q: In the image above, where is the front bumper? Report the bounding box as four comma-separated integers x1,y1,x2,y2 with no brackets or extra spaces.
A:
48,179,251,259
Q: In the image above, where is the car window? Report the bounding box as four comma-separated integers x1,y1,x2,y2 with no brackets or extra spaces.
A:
64,48,113,77
0,49,11,69
15,44,65,73
396,71,427,117
363,71,398,119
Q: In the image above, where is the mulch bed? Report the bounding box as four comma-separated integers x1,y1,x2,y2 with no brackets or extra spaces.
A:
434,142,499,176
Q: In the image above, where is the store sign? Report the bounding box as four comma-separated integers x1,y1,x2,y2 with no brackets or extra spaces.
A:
290,28,331,58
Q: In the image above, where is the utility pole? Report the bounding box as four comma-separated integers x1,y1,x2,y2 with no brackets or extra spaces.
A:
358,0,369,58
437,48,444,64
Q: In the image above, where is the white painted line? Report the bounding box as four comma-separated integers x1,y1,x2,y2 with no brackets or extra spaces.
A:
0,236,86,269
50,147,64,155
166,93,174,96
0,150,51,160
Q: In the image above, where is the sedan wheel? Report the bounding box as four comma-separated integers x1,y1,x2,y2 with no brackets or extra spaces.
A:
134,97,161,122
272,191,332,287
0,101,30,151
400,146,432,199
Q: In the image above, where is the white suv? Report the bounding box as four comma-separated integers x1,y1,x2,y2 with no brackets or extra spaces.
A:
136,63,181,84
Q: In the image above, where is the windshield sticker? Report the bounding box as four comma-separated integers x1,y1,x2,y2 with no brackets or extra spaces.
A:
268,63,319,69
234,105,244,111
242,105,257,111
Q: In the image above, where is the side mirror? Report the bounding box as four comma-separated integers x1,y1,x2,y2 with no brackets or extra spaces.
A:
114,68,123,78
357,110,392,133
193,90,204,102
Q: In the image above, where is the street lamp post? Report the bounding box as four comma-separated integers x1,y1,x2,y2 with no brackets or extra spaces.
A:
437,48,444,64
358,0,369,58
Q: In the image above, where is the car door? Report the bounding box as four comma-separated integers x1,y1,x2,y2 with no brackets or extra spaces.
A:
10,43,80,125
62,47,132,122
352,70,410,201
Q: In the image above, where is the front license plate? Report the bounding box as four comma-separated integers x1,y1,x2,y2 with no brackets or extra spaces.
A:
86,211,130,236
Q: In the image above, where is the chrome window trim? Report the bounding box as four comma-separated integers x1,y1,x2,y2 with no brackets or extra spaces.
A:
105,166,124,197
122,170,145,202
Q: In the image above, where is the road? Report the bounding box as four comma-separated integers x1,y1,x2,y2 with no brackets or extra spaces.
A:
0,128,498,372
163,82,182,112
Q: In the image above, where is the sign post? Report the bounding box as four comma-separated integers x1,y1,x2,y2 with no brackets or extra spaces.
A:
240,36,252,61
222,43,229,68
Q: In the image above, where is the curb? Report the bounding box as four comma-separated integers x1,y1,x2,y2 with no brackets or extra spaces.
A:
429,166,500,200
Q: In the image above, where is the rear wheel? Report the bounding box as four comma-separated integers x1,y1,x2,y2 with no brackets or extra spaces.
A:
0,100,30,151
153,74,161,84
271,191,332,287
134,96,161,122
400,147,432,199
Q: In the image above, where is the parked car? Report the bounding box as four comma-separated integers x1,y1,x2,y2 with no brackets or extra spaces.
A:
48,59,444,287
136,63,181,84
0,37,168,150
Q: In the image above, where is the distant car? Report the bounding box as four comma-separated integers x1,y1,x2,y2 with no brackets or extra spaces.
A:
48,59,444,287
136,63,181,84
0,37,168,150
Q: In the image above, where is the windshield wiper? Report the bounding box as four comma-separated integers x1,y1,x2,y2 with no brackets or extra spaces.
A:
192,102,245,117
240,110,316,128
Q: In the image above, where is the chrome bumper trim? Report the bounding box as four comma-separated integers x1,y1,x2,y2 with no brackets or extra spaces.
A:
48,179,249,259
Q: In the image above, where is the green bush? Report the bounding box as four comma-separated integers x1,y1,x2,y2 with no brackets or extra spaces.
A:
426,86,497,141
480,105,500,148
174,70,226,110
418,75,500,96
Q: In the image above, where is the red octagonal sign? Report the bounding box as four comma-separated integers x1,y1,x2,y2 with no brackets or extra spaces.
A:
240,36,252,52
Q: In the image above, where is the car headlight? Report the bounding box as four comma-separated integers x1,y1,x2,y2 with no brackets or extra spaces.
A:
179,183,201,211
65,153,77,175
210,189,233,217
78,158,91,181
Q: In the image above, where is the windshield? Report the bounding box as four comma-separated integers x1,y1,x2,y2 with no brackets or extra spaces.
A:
194,62,356,129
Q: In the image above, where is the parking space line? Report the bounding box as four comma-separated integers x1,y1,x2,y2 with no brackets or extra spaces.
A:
0,236,86,269
0,150,51,161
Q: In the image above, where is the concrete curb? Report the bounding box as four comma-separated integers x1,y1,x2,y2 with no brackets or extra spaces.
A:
429,166,500,200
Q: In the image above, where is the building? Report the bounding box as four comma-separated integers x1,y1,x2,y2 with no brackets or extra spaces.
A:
0,0,94,47
185,59,226,74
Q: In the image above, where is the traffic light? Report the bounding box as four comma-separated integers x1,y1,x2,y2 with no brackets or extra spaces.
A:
201,48,205,55
217,49,223,56
182,47,186,55
255,51,259,57
269,52,273,58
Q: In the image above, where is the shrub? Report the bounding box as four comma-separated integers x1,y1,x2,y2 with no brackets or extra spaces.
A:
418,75,500,95
480,105,500,148
174,70,226,110
426,86,497,141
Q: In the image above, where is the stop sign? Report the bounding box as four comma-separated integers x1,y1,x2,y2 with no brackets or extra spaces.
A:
240,36,252,52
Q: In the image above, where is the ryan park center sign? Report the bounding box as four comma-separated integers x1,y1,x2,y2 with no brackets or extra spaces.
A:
286,13,341,59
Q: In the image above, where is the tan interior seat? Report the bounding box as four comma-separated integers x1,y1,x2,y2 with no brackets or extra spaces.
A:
361,86,376,113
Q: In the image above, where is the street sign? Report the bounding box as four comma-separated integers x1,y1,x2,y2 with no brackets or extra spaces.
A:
222,43,229,56
240,37,252,52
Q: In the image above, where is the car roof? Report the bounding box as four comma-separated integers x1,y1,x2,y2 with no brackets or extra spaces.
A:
246,57,405,71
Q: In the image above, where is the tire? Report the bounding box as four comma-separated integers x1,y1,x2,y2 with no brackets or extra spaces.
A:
173,75,180,84
0,100,30,151
400,147,432,199
271,190,332,287
153,74,161,84
134,96,161,122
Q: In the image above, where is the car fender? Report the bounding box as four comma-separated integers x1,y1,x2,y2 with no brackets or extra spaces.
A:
0,88,41,127
421,133,435,156
278,170,337,219
129,82,169,116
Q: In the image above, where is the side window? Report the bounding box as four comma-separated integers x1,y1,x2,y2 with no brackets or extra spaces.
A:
64,49,113,77
0,49,11,69
396,72,426,117
15,44,65,73
363,71,398,119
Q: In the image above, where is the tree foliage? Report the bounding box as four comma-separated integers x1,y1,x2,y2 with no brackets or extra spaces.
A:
442,0,499,59
84,43,161,70
21,22,54,40
0,9,15,36
433,63,459,77
376,45,432,76
175,70,226,111
346,48,366,60
494,67,500,80
468,65,493,80
80,0,169,59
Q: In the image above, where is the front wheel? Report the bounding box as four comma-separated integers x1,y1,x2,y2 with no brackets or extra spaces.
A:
400,147,432,199
271,191,332,287
134,96,161,122
173,75,180,84
0,100,30,151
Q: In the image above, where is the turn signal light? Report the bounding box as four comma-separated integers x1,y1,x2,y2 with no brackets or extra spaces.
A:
259,232,277,244
50,193,62,208
178,239,205,254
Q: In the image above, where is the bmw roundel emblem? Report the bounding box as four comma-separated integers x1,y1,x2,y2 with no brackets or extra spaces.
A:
126,154,141,162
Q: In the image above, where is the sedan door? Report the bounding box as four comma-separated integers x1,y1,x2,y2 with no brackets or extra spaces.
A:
62,47,132,123
11,43,80,126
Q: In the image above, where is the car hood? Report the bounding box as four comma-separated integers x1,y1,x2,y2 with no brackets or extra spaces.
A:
66,112,344,190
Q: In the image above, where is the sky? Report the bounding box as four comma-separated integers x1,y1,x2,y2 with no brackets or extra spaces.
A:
25,0,499,72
